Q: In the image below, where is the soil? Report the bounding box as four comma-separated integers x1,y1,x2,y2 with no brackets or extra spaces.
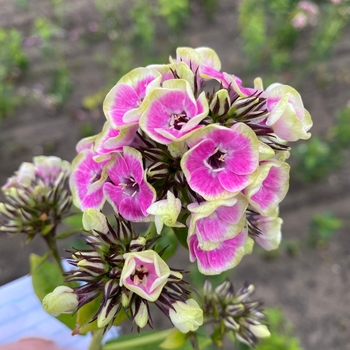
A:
0,1,349,349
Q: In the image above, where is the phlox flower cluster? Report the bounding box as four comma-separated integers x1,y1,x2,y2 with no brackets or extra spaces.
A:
70,46,312,279
0,156,71,242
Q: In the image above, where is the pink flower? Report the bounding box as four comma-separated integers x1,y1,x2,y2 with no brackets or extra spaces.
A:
69,149,110,211
103,146,156,222
181,124,259,201
188,226,252,275
139,79,209,145
187,195,248,243
103,67,162,129
245,160,290,216
93,121,138,156
252,212,283,251
120,250,170,302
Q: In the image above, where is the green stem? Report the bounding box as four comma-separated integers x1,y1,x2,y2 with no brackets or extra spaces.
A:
44,228,64,275
56,227,83,239
89,329,104,350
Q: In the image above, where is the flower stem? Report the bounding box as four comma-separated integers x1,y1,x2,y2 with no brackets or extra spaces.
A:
89,329,104,350
43,228,64,275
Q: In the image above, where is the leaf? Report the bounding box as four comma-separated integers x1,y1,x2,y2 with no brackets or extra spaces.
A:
103,329,173,350
30,253,76,330
159,329,187,349
172,226,188,249
155,226,178,260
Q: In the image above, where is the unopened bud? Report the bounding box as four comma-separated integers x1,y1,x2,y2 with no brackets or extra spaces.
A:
77,258,109,276
248,323,271,339
224,316,240,331
129,236,147,251
203,279,212,296
215,281,232,298
134,302,149,328
226,303,245,316
121,291,132,308
82,209,109,234
97,298,119,328
42,286,78,316
236,284,255,302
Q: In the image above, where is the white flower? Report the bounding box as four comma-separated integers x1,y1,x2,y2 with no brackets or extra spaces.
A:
147,191,185,234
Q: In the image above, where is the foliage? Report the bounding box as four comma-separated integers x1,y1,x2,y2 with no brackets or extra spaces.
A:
308,211,342,248
238,0,350,72
293,106,350,183
0,28,28,119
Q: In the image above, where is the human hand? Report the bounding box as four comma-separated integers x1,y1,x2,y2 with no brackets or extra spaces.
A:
0,337,75,350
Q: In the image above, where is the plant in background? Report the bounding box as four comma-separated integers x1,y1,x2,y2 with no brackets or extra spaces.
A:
0,47,313,349
292,105,350,183
308,211,342,248
237,308,303,350
0,28,28,119
238,0,350,73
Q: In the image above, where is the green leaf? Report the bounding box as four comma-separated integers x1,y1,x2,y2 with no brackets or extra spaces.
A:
159,329,187,349
172,226,188,249
30,253,77,330
155,226,178,260
103,329,173,350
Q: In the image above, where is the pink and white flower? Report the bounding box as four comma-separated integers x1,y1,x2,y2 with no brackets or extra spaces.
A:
120,250,170,302
103,67,162,129
139,79,209,145
104,146,156,222
181,123,259,201
265,84,313,141
93,121,138,157
69,149,110,211
252,212,283,251
187,194,248,242
188,226,253,275
245,159,290,216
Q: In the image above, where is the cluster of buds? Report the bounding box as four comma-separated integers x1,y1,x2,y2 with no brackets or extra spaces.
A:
0,156,71,242
45,209,202,333
203,280,270,347
69,46,312,276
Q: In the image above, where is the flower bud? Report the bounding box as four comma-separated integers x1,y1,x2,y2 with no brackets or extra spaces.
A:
42,286,78,316
169,299,203,333
226,303,245,316
248,323,271,338
129,236,147,251
82,209,109,234
146,191,185,234
97,298,120,328
224,316,240,331
77,258,109,276
134,302,149,328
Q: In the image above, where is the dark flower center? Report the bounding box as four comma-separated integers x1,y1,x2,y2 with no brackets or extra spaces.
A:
119,177,139,197
169,111,189,130
130,264,149,287
207,148,227,170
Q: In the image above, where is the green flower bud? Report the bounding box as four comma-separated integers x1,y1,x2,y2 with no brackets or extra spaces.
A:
82,209,109,234
42,286,78,316
169,299,203,333
134,302,149,328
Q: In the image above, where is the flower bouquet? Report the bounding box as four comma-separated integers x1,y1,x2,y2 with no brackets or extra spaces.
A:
0,47,312,349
